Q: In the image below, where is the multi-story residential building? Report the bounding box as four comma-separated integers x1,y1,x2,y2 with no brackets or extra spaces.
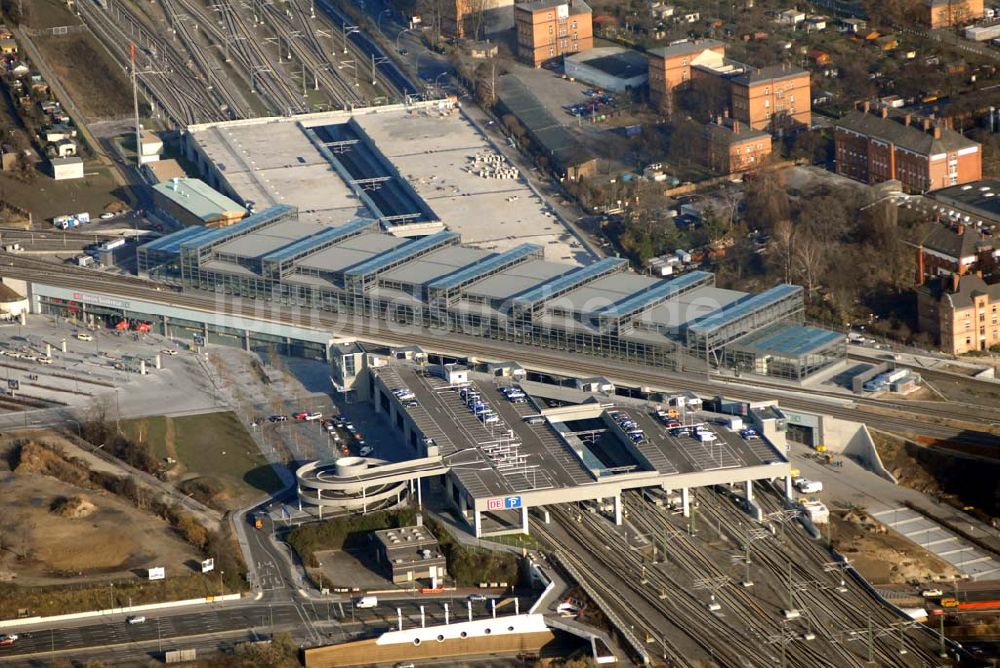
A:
441,0,516,40
647,40,726,116
729,64,812,134
647,41,811,133
922,0,984,28
514,0,593,67
917,273,1000,354
915,222,998,283
699,118,773,174
834,105,982,193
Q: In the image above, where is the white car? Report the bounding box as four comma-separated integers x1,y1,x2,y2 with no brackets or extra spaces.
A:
160,349,177,356
75,332,94,342
126,615,146,625
921,588,944,598
100,212,115,220
359,445,374,457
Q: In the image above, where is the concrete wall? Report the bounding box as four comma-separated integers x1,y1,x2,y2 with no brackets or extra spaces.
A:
304,614,554,667
820,417,896,483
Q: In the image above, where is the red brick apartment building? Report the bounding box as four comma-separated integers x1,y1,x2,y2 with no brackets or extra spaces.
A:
514,0,593,67
700,118,773,174
729,64,811,134
647,41,810,133
834,106,982,193
647,40,727,116
923,0,984,28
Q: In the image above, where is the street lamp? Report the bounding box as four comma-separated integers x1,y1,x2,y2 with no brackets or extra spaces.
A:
395,27,414,54
377,9,391,35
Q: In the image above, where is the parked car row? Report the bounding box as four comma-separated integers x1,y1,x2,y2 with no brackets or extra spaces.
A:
459,386,499,424
0,348,51,364
501,385,526,404
392,387,418,408
608,410,646,445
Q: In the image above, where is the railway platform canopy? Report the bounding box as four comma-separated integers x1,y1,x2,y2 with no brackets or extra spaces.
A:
729,323,847,381
136,203,844,381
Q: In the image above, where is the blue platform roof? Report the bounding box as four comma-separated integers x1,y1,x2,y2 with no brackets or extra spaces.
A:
513,257,628,309
687,284,802,335
344,231,460,278
262,219,376,265
179,205,296,253
596,271,713,319
427,243,542,293
735,323,843,358
138,226,216,255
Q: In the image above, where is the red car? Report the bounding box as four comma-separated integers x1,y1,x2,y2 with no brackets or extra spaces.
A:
293,411,309,421
0,634,17,646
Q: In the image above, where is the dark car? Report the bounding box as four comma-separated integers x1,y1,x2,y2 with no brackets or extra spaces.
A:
267,415,288,423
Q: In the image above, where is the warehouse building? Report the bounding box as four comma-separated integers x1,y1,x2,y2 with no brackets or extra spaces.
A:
152,178,246,228
50,156,83,181
563,47,648,92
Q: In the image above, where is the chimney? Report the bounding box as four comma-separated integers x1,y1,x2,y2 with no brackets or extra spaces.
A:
933,126,941,139
904,113,911,127
922,118,931,131
863,100,871,114
951,272,960,293
733,120,740,133
957,223,965,236
880,107,888,119
916,245,925,286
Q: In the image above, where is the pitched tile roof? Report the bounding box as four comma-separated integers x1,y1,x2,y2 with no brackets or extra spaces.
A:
921,223,981,259
836,110,979,156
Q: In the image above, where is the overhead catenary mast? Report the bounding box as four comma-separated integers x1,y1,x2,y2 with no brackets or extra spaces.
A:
131,42,141,167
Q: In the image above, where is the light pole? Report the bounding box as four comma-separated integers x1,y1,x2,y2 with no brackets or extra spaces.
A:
377,9,390,35
395,27,413,54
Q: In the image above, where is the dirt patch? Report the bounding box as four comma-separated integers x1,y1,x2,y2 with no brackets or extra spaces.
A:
34,33,131,119
50,494,97,518
832,507,961,584
0,168,126,226
24,0,131,119
872,430,1000,518
0,468,199,584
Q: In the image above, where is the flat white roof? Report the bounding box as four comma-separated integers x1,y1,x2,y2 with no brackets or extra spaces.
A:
464,259,569,300
296,233,405,272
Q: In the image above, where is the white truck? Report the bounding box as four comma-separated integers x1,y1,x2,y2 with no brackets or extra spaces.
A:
354,595,377,609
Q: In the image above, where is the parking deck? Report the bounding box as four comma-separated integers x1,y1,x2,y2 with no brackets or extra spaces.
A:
365,359,793,537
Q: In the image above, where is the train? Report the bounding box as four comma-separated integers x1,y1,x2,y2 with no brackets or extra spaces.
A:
937,597,1000,611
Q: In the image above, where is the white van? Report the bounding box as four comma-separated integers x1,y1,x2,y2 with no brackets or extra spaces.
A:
354,595,378,609
796,480,823,494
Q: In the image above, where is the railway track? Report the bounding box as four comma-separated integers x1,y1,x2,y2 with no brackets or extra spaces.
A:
689,487,947,665
76,0,234,124
5,255,998,443
541,501,853,667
